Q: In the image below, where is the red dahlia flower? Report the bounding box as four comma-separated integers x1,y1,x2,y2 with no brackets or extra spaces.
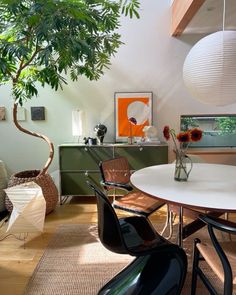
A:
190,128,203,142
176,131,191,143
163,126,170,140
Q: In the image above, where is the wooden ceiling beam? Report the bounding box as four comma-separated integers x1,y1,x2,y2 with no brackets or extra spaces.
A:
171,0,206,36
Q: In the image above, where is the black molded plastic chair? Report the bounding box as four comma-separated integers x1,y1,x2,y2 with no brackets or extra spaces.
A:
87,180,187,295
99,157,165,217
191,214,236,295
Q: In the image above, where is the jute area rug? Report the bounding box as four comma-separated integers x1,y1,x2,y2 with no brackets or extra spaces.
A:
24,223,228,295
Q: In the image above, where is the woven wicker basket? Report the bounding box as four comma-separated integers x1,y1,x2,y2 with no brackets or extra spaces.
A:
0,161,8,212
5,170,58,215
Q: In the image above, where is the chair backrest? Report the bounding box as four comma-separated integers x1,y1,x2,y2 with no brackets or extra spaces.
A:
86,180,127,254
99,157,131,184
199,214,236,294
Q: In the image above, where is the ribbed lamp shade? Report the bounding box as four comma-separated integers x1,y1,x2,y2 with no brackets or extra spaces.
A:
183,31,236,106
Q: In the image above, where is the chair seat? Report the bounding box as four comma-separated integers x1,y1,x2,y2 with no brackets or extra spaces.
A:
113,191,165,216
197,241,236,284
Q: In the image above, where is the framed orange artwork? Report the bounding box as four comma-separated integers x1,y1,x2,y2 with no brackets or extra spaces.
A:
114,92,153,142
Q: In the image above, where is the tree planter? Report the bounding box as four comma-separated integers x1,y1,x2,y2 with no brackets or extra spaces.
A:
0,1,139,218
5,170,58,215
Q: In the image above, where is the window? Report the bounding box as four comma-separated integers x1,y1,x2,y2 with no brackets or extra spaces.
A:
180,114,236,148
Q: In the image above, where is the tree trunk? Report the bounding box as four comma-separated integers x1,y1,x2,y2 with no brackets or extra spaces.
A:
13,103,54,175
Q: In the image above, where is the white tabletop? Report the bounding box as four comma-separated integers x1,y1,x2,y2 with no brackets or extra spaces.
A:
130,163,236,212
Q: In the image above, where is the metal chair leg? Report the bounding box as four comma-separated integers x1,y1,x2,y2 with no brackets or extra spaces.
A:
191,238,201,295
178,206,183,247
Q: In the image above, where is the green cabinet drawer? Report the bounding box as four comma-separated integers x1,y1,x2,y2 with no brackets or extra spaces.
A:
114,146,168,170
59,146,113,170
60,171,102,196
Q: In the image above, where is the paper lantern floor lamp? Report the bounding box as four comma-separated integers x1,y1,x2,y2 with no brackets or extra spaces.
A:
4,182,46,234
183,30,236,106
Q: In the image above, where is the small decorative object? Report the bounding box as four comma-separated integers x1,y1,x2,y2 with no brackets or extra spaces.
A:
31,106,45,121
128,117,137,144
0,107,6,121
94,123,107,145
163,126,203,181
83,137,97,145
142,125,160,143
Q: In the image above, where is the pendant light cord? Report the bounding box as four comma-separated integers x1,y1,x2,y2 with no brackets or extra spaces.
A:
223,0,226,31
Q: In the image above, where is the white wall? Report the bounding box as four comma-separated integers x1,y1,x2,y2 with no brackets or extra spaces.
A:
0,0,236,176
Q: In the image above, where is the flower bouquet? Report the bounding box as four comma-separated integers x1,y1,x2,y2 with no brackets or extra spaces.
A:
163,126,203,181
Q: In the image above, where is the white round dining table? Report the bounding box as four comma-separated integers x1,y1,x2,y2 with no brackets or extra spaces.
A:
130,163,236,212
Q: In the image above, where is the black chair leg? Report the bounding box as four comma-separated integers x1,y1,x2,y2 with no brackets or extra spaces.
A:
191,238,201,295
98,246,187,295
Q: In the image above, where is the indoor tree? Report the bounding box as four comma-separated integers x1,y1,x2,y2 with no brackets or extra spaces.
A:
0,0,140,176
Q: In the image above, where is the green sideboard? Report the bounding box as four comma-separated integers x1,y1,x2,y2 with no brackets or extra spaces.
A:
59,143,168,203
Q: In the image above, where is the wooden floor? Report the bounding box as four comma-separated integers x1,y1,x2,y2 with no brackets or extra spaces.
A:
0,198,235,295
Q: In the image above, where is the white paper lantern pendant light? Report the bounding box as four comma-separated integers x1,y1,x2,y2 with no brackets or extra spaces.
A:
183,0,236,106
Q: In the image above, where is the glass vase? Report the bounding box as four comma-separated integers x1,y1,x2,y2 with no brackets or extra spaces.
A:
174,151,193,181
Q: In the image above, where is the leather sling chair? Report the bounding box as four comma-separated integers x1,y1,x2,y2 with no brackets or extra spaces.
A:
99,156,166,219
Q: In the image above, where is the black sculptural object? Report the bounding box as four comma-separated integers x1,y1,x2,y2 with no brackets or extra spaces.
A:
87,181,188,295
94,123,107,145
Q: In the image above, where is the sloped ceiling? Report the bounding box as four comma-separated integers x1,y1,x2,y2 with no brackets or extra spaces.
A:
185,0,236,34
171,0,236,36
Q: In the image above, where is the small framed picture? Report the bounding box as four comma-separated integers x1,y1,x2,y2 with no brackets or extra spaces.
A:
31,106,45,121
0,107,6,121
17,107,26,121
114,92,153,142
10,107,26,121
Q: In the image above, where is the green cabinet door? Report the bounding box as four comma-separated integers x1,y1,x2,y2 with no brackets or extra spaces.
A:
60,171,102,196
59,144,168,198
59,145,113,170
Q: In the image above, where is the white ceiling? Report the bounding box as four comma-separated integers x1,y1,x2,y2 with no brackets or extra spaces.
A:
184,0,236,34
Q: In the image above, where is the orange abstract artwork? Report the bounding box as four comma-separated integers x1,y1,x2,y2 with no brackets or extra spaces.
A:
115,92,152,141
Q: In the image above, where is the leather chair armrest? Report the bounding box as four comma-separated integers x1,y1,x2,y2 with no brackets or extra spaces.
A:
101,181,133,191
